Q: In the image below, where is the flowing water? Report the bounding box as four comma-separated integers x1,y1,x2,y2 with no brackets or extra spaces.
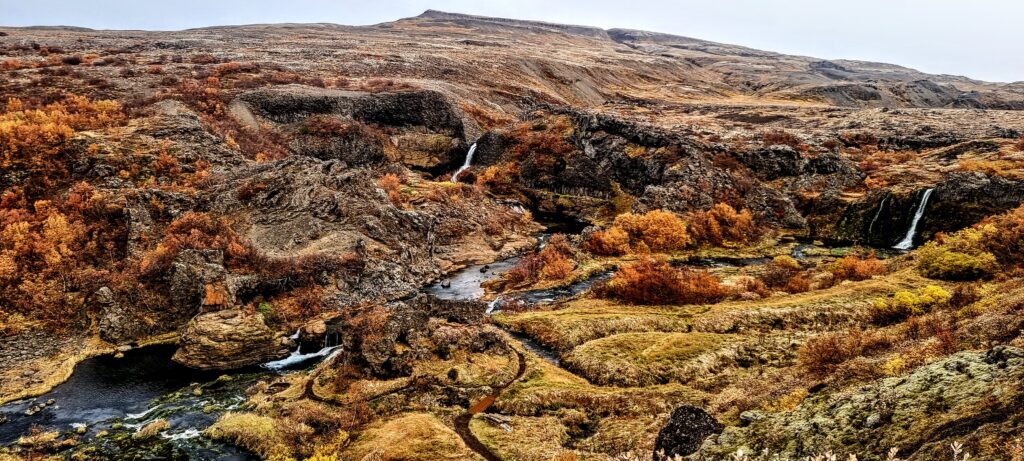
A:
451,143,477,182
868,194,889,236
893,188,934,250
0,340,339,459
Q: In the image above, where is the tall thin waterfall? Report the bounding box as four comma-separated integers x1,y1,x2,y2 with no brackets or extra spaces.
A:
867,194,888,236
451,143,477,182
893,188,934,250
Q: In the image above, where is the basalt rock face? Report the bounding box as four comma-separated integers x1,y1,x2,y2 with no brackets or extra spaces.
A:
233,86,469,171
829,173,1024,245
699,347,1024,461
475,109,836,228
924,172,1024,236
653,405,723,459
173,309,292,370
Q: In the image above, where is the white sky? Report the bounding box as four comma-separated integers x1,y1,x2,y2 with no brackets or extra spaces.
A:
2,0,1022,83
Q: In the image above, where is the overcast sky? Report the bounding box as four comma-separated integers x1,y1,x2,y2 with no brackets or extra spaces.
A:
2,0,1022,83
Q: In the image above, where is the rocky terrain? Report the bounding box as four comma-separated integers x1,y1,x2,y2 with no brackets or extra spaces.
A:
0,9,1023,461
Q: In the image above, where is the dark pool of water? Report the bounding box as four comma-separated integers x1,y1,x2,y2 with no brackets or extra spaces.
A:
0,342,333,459
0,345,227,444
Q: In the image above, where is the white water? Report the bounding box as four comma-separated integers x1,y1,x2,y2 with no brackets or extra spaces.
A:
451,143,477,182
261,345,340,371
893,188,934,250
160,428,201,440
485,296,502,314
868,194,888,235
125,404,162,420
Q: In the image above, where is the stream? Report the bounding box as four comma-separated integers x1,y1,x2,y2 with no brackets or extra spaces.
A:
0,224,854,459
0,341,337,459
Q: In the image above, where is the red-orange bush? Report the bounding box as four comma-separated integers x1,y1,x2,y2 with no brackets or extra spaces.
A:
610,210,691,253
686,203,763,246
214,61,260,76
829,252,886,282
140,212,256,276
584,227,631,256
798,329,893,376
378,173,407,206
502,233,576,286
599,256,727,305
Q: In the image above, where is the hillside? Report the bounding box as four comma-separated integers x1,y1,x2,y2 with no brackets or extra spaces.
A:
0,10,1023,461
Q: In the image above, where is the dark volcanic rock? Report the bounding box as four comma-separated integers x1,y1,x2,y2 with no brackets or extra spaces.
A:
654,405,723,459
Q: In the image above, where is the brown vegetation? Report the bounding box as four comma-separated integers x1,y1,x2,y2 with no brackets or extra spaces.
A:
598,256,727,305
686,203,763,247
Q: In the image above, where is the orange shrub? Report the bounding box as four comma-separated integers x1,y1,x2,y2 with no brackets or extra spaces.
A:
686,203,763,246
214,61,260,76
1,96,124,198
584,227,630,256
140,212,256,276
798,329,893,376
759,255,801,289
502,234,576,286
378,173,407,206
611,210,691,253
599,256,727,305
475,163,520,194
829,252,886,282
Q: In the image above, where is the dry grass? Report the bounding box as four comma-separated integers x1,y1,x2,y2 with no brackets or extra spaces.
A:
562,331,735,386
345,413,479,461
206,412,295,459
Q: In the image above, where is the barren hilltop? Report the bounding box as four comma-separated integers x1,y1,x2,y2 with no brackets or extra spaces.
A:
1,10,1024,461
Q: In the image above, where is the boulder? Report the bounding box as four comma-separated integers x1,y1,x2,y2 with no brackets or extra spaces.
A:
653,405,723,459
172,309,291,370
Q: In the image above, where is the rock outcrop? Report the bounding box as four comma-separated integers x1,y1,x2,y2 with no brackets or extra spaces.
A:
232,86,469,172
654,405,723,459
172,309,292,370
699,347,1024,460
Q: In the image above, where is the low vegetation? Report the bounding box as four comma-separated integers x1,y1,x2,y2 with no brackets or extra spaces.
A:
597,256,728,306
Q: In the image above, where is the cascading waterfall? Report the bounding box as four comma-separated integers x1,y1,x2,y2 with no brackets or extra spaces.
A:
451,143,477,182
893,188,934,250
867,194,888,236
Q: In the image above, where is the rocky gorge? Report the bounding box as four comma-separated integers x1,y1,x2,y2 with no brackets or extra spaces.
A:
1,9,1024,461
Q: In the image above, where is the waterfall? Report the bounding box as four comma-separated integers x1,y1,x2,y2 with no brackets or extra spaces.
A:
893,188,934,250
451,143,477,183
867,194,888,236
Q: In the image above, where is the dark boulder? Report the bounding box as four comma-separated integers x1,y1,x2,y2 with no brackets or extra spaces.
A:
653,405,723,459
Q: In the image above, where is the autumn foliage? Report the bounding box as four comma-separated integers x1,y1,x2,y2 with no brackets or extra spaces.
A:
686,203,763,247
1,96,124,191
0,183,126,327
140,212,257,276
586,210,690,256
503,233,576,287
598,256,727,305
828,252,886,282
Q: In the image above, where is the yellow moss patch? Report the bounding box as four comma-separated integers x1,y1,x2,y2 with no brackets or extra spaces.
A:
495,298,702,351
345,413,480,461
207,412,298,460
471,415,576,461
562,332,735,386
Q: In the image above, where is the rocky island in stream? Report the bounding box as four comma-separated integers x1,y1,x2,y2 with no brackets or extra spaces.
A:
2,9,1024,461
